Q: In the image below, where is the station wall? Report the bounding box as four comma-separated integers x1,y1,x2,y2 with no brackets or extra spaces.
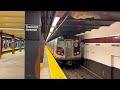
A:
80,22,120,79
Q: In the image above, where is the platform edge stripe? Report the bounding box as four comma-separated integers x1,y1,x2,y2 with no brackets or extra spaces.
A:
45,46,67,79
40,63,44,68
2,49,23,57
2,52,12,56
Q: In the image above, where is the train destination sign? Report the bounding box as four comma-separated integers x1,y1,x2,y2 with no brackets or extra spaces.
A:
26,24,39,31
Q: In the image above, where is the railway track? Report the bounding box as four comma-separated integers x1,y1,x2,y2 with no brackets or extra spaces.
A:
61,65,98,79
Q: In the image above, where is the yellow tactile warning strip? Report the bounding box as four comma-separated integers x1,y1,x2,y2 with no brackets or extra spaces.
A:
2,48,12,52
2,50,22,57
40,63,44,69
45,46,67,79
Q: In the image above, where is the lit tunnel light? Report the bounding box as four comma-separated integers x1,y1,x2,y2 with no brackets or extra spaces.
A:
49,27,54,33
46,16,60,42
52,16,60,26
0,28,24,30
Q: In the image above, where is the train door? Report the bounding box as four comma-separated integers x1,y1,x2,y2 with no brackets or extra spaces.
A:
64,39,73,59
111,55,120,79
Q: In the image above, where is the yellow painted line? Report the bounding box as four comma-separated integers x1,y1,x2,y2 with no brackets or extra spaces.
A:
15,50,20,53
15,47,20,49
2,49,21,57
2,47,24,52
40,63,44,69
2,52,12,57
45,46,67,79
2,48,12,52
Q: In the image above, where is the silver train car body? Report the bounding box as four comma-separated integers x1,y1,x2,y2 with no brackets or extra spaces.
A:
46,36,81,65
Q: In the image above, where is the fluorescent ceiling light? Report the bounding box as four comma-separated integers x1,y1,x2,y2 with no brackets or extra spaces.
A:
75,34,81,36
0,28,24,30
48,34,50,36
2,36,12,38
47,16,60,41
50,27,54,32
52,16,60,26
47,33,51,37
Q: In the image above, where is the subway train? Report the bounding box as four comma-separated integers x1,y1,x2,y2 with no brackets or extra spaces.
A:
46,36,81,65
2,36,25,51
2,37,12,50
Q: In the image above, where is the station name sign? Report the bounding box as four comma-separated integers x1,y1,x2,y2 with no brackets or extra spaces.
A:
26,24,40,32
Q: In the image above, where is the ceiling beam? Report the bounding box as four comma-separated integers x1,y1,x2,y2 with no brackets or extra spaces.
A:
60,24,109,28
59,18,120,22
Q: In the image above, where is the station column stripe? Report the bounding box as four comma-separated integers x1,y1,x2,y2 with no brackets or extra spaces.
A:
45,46,67,79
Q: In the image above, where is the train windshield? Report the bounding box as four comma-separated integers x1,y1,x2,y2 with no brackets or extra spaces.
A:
57,41,64,50
57,40,64,56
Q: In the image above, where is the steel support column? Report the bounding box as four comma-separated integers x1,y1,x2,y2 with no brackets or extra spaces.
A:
25,11,43,79
12,35,15,54
0,32,2,58
19,38,22,52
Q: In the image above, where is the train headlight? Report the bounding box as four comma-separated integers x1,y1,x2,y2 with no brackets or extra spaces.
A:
57,51,61,55
77,51,80,54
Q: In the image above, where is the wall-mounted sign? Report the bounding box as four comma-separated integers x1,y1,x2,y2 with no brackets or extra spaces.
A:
96,44,100,46
25,24,40,32
112,44,120,47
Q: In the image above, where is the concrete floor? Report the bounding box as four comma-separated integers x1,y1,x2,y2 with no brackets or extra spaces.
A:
0,48,51,79
40,48,51,79
0,50,25,79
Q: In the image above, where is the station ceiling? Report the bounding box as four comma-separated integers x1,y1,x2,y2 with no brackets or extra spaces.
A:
0,11,55,40
47,11,120,42
1,11,119,41
0,11,25,39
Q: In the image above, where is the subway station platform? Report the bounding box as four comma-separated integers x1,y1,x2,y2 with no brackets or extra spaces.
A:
40,46,67,79
0,50,24,79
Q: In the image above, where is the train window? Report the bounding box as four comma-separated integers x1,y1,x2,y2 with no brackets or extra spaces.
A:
3,44,5,48
57,41,64,49
9,43,11,47
66,41,72,49
57,40,64,56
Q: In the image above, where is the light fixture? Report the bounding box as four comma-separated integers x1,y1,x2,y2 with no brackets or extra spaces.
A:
52,16,60,26
0,28,24,30
46,16,60,42
49,16,60,33
48,33,51,36
49,27,54,33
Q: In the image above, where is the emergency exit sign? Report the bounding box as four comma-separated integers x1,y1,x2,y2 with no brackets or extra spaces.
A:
26,24,39,31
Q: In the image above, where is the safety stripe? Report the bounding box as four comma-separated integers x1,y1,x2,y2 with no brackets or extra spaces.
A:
40,63,44,69
2,49,23,57
82,36,120,43
2,48,12,52
45,46,67,79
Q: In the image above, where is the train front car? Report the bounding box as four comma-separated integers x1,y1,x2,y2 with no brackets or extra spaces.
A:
56,36,81,66
2,36,12,53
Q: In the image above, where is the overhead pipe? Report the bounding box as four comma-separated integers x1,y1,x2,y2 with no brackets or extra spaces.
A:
61,18,120,22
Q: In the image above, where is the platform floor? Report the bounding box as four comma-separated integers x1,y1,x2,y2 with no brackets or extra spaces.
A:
0,46,66,79
0,50,24,79
40,46,67,79
40,48,51,79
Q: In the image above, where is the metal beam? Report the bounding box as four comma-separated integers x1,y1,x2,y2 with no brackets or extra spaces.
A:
60,18,120,22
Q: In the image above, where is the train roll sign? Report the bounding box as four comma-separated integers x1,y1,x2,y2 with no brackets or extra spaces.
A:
25,24,40,32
